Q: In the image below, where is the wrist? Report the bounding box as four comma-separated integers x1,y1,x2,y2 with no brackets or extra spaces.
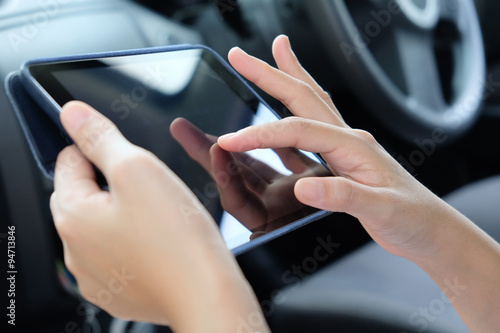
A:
159,242,269,333
410,203,500,331
409,198,468,270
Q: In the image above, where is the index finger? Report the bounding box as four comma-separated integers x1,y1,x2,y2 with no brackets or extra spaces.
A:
51,145,105,226
53,145,99,195
218,117,353,155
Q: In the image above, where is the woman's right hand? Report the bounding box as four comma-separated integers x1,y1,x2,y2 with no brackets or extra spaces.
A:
219,35,500,332
220,35,451,262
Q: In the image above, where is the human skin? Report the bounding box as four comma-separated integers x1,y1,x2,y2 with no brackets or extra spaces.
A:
219,35,500,332
50,102,270,332
170,117,328,235
50,35,500,332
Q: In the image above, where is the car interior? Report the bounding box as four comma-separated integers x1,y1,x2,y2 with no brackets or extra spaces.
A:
0,0,499,332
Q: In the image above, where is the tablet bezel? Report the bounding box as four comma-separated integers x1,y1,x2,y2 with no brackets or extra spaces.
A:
19,45,334,256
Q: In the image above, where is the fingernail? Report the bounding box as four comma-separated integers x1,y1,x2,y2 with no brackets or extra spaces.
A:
298,179,324,202
219,132,237,141
62,102,92,132
250,231,266,240
283,35,291,50
229,46,247,55
284,36,297,58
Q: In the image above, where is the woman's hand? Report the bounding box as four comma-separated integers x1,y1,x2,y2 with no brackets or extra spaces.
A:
50,101,269,332
219,35,447,261
220,35,500,332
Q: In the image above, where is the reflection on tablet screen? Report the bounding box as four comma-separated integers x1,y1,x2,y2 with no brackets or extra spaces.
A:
27,48,332,249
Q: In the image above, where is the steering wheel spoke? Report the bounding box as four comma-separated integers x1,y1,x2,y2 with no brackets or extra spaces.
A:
305,0,485,141
394,27,447,112
439,0,471,36
439,0,460,21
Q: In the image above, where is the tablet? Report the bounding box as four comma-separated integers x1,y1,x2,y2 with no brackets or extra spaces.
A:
20,45,332,253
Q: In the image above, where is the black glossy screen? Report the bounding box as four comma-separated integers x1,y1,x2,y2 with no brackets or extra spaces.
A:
28,49,330,249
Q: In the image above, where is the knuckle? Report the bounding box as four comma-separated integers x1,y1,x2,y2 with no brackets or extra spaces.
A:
113,149,149,172
318,89,332,102
55,146,86,174
295,81,316,98
352,129,377,144
108,148,159,182
54,214,79,242
78,120,117,155
63,252,79,277
51,194,83,240
275,117,313,146
278,116,298,130
330,178,359,211
281,116,311,132
254,63,271,83
49,192,58,214
51,193,95,243
57,189,79,207
282,80,316,106
253,124,276,148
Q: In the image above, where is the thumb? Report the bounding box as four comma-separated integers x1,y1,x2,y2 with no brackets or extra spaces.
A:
295,177,389,221
60,101,131,175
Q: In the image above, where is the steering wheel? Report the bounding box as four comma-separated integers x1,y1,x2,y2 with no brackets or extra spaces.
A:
303,0,485,142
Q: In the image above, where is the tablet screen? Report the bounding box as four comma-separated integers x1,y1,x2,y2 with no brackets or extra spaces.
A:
27,48,331,249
